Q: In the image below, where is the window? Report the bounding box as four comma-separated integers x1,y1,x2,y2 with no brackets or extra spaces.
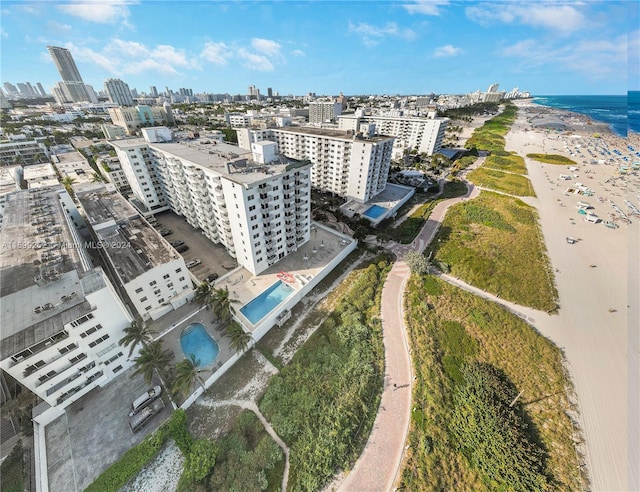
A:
135,287,143,294
113,365,123,373
145,306,152,311
175,268,182,273
153,289,161,295
163,274,170,279
149,280,157,286
179,276,185,282
158,298,165,304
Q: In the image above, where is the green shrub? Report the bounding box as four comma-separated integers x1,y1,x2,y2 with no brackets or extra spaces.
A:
0,440,25,492
450,362,549,491
526,153,576,165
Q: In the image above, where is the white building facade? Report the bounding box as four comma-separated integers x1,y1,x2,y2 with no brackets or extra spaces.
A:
338,114,448,156
109,129,312,275
236,127,394,203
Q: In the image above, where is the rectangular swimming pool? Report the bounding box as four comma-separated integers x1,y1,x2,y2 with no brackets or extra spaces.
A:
240,280,295,325
363,204,387,219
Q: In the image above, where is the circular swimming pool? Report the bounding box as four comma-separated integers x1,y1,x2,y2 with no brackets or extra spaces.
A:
179,323,219,367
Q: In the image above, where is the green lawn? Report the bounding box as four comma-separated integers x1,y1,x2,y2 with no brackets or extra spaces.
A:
401,276,584,492
527,153,577,165
467,167,536,197
427,191,557,311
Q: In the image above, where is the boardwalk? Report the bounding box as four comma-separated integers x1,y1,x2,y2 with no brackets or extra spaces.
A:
337,181,479,491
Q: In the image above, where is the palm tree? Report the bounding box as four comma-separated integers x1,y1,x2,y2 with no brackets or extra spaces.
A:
61,176,77,187
226,321,252,352
172,354,205,398
119,320,155,358
132,340,173,385
90,172,105,183
194,281,213,310
211,286,239,324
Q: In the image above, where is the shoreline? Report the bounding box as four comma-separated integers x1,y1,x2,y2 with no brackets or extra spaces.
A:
504,99,639,491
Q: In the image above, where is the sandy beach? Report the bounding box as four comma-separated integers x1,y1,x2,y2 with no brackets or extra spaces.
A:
504,100,639,491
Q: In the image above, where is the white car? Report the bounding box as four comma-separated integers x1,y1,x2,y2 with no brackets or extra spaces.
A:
186,259,201,269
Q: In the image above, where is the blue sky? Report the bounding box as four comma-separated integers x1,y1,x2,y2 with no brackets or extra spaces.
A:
1,1,638,96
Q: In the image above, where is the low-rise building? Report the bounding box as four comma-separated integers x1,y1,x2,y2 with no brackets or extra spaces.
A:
77,186,194,320
23,163,59,189
0,187,134,409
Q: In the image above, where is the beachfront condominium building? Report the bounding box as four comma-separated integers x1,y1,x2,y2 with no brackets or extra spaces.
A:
104,78,134,107
309,101,343,125
77,185,194,320
108,104,174,135
0,187,134,409
236,127,394,203
338,113,448,157
110,127,313,275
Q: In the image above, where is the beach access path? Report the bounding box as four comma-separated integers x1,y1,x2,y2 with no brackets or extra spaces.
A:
336,180,479,491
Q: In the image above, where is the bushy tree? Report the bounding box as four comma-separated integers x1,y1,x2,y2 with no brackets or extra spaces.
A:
404,251,430,275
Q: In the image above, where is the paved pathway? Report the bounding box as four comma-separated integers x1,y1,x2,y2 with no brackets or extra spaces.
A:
337,181,479,491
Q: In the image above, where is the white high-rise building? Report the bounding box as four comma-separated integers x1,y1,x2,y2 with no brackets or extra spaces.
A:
308,101,342,124
104,78,134,106
110,128,313,275
0,187,134,409
236,127,394,203
338,114,448,156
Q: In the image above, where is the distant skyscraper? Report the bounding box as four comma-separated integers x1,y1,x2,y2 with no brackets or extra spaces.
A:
3,82,18,95
104,78,134,106
47,45,91,103
267,87,273,98
37,82,47,96
150,86,158,97
47,46,84,83
487,83,500,93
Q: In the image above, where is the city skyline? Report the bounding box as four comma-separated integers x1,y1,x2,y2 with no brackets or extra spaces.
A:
1,1,638,97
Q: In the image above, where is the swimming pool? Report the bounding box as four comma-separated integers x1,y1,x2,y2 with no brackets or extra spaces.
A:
240,280,295,325
363,204,387,219
179,323,219,367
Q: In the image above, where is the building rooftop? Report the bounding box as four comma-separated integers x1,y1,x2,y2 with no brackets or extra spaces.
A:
276,126,395,143
77,187,178,284
23,163,56,181
0,188,82,299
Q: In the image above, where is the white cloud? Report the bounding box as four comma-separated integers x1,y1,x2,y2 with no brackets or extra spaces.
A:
57,0,135,25
46,21,72,33
500,34,627,80
200,41,230,65
0,28,7,39
348,21,416,46
251,38,282,57
403,1,449,16
237,49,275,71
291,49,305,57
434,44,463,57
466,3,586,33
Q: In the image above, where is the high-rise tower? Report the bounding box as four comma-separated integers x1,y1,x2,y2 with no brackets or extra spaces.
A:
47,45,91,103
47,46,84,83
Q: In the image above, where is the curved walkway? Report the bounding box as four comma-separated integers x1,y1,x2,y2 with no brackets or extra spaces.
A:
337,182,479,491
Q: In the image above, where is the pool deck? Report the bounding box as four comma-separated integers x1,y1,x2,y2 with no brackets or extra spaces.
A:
340,183,415,225
216,222,355,336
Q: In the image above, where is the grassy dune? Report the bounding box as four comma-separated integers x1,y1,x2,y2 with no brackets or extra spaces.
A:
427,191,557,312
467,167,536,197
484,152,528,174
527,153,578,165
465,104,518,152
401,276,584,492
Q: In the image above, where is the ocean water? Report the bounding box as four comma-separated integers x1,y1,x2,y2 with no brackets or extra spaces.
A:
532,94,640,137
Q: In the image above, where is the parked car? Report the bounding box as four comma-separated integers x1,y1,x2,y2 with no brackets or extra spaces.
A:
205,273,219,283
170,240,184,247
159,229,172,236
175,245,189,253
186,259,201,269
129,385,162,417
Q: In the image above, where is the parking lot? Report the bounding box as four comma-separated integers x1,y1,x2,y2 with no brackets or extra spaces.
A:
152,212,237,283
45,369,171,491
